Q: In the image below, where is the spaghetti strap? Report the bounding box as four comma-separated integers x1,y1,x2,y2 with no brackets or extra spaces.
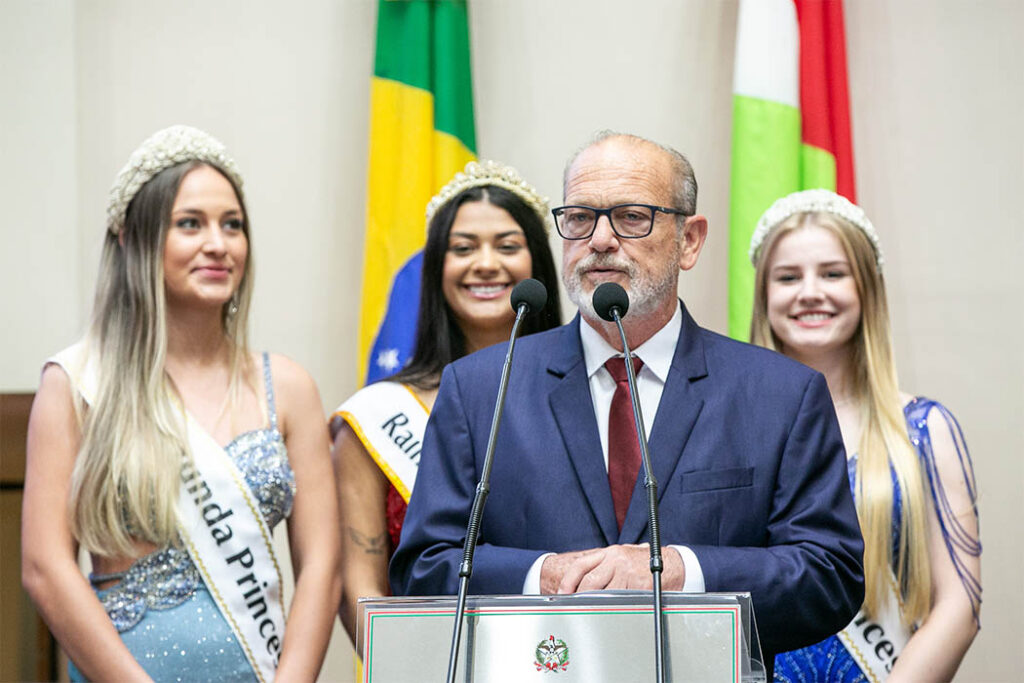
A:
261,352,279,433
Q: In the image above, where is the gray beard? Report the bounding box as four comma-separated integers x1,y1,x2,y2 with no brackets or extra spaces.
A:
563,252,679,322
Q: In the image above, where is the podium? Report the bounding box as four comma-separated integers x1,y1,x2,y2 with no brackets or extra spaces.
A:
357,592,766,682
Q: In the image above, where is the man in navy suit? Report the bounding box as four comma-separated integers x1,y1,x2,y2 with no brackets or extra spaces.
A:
390,132,863,658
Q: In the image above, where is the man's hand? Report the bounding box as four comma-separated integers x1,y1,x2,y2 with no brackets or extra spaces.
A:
539,544,685,594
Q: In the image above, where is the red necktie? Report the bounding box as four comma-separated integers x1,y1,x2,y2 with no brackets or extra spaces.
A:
605,355,644,531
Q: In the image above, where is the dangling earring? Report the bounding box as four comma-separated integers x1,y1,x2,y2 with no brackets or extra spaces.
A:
227,292,239,317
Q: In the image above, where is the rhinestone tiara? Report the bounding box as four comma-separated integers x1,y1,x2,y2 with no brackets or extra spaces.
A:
106,125,244,235
748,188,884,269
425,160,550,230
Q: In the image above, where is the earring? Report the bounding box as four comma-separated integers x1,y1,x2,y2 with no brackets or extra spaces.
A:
227,293,239,317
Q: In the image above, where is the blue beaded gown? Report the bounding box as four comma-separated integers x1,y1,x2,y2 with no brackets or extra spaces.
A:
773,397,981,682
69,353,295,683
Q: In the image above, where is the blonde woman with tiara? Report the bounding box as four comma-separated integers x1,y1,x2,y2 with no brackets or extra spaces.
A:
749,189,980,682
21,126,341,682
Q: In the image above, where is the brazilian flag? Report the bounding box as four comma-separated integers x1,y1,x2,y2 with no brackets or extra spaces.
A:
359,0,477,383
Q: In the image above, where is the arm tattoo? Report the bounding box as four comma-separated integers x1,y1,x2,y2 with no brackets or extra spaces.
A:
348,527,388,555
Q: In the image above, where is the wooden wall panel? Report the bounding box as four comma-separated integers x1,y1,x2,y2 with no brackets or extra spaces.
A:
0,393,55,681
0,393,32,483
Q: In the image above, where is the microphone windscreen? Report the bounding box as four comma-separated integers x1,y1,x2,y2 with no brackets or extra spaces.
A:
510,278,548,314
593,282,629,322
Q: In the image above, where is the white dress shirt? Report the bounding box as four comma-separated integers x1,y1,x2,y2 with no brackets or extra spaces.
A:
523,303,706,594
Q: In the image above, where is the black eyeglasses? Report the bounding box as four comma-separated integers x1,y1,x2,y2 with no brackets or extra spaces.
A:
551,204,688,240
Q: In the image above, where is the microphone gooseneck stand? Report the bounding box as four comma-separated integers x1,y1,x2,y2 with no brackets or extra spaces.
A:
593,282,667,683
445,278,547,683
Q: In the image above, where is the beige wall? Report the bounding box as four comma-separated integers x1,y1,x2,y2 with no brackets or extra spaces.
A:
2,1,1020,680
846,5,1023,680
0,0,82,383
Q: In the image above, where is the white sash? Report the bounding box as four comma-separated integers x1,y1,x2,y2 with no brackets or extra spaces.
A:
837,572,911,681
49,342,285,683
178,415,285,683
333,381,428,502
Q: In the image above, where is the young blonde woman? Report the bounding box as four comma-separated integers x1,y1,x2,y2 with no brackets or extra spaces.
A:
749,189,980,682
21,126,341,682
331,161,562,643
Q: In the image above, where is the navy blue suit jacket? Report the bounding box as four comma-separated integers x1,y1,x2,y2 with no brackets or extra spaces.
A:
390,307,864,657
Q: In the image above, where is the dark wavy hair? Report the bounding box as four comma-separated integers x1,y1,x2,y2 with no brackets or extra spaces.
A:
390,185,562,390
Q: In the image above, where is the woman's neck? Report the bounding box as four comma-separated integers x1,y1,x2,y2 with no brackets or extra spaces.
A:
786,344,857,407
165,304,230,367
462,324,514,355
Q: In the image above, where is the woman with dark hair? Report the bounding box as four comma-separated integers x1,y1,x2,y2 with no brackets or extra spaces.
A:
22,126,341,681
331,160,562,642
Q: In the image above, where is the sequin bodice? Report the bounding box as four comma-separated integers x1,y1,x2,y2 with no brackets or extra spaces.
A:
225,424,293,530
94,353,294,633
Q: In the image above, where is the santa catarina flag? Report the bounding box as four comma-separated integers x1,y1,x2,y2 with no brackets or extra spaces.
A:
360,0,477,383
728,0,855,339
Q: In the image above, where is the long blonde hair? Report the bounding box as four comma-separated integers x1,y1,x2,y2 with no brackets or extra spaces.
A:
750,212,931,625
71,160,255,557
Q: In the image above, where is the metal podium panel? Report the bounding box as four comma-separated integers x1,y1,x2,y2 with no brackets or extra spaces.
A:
359,592,764,682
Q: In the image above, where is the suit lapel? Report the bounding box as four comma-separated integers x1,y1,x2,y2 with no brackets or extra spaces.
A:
548,318,618,545
619,305,708,544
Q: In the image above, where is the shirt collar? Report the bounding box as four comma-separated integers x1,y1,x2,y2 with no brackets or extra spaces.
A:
579,301,681,383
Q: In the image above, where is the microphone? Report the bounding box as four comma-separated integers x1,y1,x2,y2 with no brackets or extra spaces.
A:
446,279,547,683
592,282,668,683
510,277,547,315
593,280,629,322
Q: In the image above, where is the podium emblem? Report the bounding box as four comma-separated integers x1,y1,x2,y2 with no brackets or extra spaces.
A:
534,634,570,672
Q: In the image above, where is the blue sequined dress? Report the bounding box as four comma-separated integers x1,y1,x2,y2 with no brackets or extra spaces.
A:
69,353,296,683
773,397,980,682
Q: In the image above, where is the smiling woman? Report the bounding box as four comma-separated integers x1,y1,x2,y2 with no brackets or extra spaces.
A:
441,200,534,352
329,160,563,644
162,165,249,312
20,126,341,682
749,189,981,682
764,224,862,358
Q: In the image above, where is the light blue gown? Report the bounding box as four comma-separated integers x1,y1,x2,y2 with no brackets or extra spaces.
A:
70,353,295,682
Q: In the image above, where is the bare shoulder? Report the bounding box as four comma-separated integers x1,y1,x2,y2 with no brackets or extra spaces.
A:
901,391,962,447
263,352,319,397
902,391,971,479
261,352,324,433
923,400,966,461
27,363,82,465
331,419,377,475
32,363,77,425
331,418,361,453
39,361,73,393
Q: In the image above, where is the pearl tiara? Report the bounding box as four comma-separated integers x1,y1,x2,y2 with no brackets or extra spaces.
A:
748,188,884,269
425,160,550,230
106,125,244,235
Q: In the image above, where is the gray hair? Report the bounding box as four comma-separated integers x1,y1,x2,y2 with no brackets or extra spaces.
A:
562,130,698,218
